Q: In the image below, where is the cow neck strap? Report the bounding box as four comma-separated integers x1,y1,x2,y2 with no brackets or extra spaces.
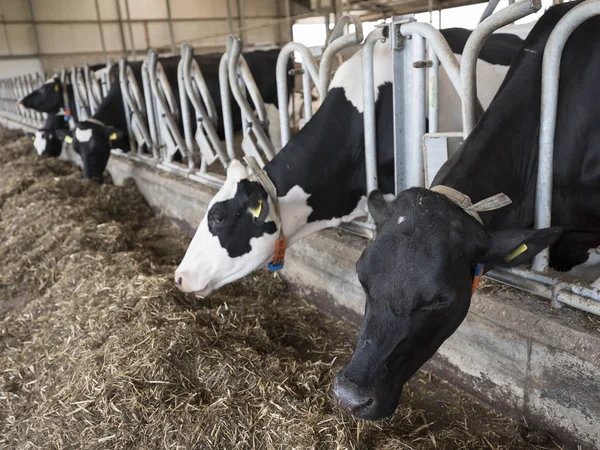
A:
86,117,106,127
244,156,286,271
430,185,512,225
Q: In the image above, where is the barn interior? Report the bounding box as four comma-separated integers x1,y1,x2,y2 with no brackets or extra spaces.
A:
1,0,599,448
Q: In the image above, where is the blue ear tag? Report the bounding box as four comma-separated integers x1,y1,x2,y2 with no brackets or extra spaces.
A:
268,262,284,271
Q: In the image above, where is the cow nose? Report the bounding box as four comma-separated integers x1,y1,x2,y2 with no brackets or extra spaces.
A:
332,374,376,418
174,270,196,293
175,276,182,288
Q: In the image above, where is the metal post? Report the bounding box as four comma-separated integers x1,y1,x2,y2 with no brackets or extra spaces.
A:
26,0,41,59
225,0,234,35
118,58,135,154
219,53,236,160
319,15,364,100
428,51,439,133
237,0,246,44
141,60,159,158
362,27,387,195
165,0,176,54
284,0,292,43
115,0,127,55
94,0,107,60
479,0,503,23
124,0,136,60
532,0,600,272
412,34,426,188
461,0,541,137
276,42,319,146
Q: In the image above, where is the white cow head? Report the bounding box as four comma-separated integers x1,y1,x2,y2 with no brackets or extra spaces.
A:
175,160,280,296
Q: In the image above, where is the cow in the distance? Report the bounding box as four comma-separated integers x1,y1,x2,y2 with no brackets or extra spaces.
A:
332,1,600,421
174,28,525,297
25,114,70,157
74,49,293,182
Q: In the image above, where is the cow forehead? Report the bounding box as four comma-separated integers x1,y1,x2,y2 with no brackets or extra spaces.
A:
75,128,93,143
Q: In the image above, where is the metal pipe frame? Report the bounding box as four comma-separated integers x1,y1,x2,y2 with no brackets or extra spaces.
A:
124,0,136,60
276,42,320,146
181,43,229,170
165,0,176,54
219,52,236,160
487,267,600,317
533,0,600,272
428,51,440,134
83,64,101,115
147,50,191,169
71,66,89,121
479,0,503,23
226,35,276,161
319,15,364,100
362,26,388,195
178,54,196,166
94,0,107,60
141,60,160,158
461,0,541,137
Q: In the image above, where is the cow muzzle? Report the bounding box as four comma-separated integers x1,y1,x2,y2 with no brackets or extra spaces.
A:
331,373,400,421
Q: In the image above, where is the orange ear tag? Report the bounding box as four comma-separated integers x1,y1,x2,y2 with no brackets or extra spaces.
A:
268,237,287,271
472,264,484,295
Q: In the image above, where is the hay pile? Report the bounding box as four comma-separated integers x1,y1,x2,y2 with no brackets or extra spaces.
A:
0,130,562,449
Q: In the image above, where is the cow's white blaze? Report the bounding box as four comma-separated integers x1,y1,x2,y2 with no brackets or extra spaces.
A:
75,128,93,142
33,131,47,156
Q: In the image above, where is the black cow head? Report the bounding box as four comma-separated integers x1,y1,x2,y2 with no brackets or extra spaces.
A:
332,188,560,420
74,121,125,182
20,77,64,114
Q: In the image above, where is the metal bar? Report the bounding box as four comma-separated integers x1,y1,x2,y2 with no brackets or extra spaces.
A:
479,0,503,23
142,60,159,158
94,0,107,60
301,67,312,122
487,267,600,316
165,0,176,54
182,43,229,167
219,53,236,160
237,58,268,126
411,34,427,189
124,0,136,60
225,0,234,34
461,0,541,137
178,50,194,159
26,0,41,58
227,36,276,160
392,16,410,195
362,26,387,195
319,16,364,100
284,0,292,43
115,0,127,55
532,0,600,272
428,51,439,134
276,42,319,146
118,58,135,155
237,0,246,44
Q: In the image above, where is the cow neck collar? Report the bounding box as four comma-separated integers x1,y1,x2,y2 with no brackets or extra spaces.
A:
431,185,512,295
244,156,286,271
431,185,512,224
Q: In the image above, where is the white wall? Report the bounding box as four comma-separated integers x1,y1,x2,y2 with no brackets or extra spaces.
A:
0,0,284,74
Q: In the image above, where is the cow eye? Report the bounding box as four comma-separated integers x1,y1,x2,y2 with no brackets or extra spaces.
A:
434,296,451,307
209,209,226,225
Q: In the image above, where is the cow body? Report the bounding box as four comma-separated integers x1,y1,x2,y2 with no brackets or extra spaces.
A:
74,49,292,181
334,1,600,421
175,28,525,297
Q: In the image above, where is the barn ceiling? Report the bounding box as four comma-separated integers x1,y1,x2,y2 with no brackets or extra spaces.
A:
346,0,488,19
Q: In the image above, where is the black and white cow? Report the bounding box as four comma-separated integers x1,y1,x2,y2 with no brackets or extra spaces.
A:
25,114,70,157
332,1,600,421
174,28,525,296
19,63,111,156
73,49,293,182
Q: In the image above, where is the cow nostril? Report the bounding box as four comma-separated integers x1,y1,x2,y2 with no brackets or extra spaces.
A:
332,375,376,416
175,277,182,287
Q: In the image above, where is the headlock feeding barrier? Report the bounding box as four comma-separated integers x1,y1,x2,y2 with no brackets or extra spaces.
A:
1,0,599,317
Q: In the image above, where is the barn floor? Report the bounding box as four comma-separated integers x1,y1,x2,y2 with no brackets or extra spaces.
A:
0,128,564,449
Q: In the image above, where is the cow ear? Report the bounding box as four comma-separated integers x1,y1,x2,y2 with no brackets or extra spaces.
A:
479,227,561,268
246,185,270,226
105,128,124,141
368,190,392,228
25,132,35,140
56,129,72,142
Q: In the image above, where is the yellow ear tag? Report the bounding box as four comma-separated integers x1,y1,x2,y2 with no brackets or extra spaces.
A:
54,84,59,92
30,136,35,141
505,243,528,262
109,132,117,141
251,200,263,219
64,136,73,144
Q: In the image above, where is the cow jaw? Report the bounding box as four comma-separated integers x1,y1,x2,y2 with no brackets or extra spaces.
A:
33,131,47,156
